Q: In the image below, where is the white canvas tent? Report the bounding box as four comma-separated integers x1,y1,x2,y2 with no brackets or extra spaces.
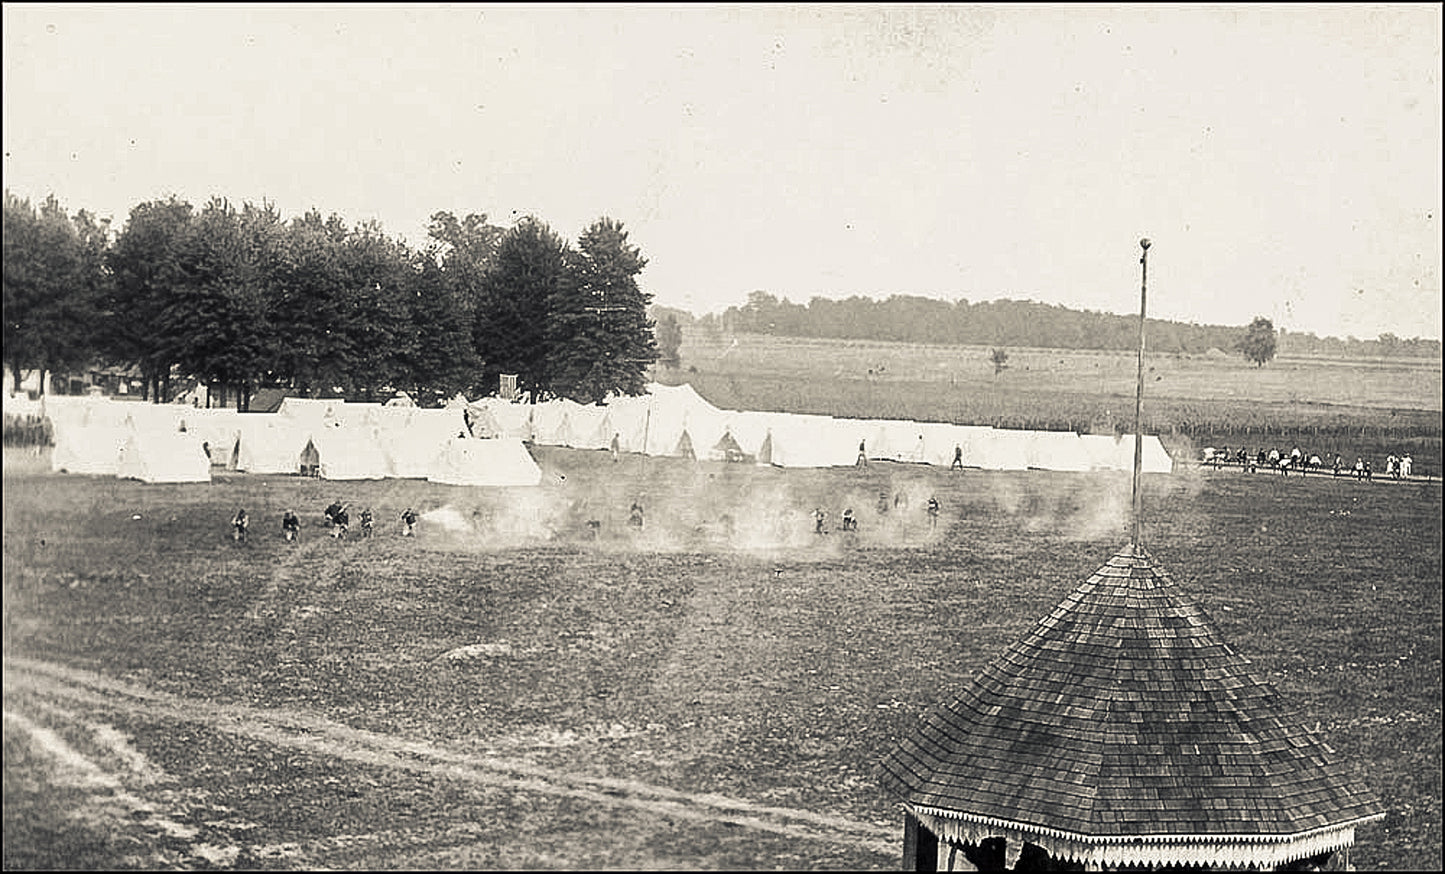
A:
231,416,313,474
427,437,543,487
467,398,534,441
596,395,652,453
44,396,122,430
50,424,129,475
378,408,467,478
306,425,391,480
563,401,615,450
116,430,212,483
276,397,343,425
577,408,616,451
176,409,242,466
1080,434,1134,472
1140,434,1174,474
1024,430,1094,472
757,412,857,468
967,427,1032,471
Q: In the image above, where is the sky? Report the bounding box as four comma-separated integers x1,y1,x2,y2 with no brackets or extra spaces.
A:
4,4,1441,341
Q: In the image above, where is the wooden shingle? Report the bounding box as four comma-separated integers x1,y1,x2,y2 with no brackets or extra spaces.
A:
878,546,1384,865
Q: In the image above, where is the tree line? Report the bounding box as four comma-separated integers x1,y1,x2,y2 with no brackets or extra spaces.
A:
690,291,1439,360
3,191,659,409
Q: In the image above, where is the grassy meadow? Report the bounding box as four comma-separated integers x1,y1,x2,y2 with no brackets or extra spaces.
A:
4,435,1441,869
671,332,1443,476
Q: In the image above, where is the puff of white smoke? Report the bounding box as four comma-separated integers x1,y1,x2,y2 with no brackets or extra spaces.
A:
421,505,472,533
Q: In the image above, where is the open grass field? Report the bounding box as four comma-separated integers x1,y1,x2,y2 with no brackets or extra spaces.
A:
673,333,1443,476
4,441,1440,870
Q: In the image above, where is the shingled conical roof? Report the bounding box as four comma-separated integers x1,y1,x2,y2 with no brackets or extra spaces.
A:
878,546,1384,869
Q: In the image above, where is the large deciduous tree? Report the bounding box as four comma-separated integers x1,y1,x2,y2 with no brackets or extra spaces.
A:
546,217,658,403
105,196,196,401
335,220,416,401
269,209,352,396
475,217,569,400
407,211,506,402
169,199,281,410
1237,316,1278,367
3,192,110,393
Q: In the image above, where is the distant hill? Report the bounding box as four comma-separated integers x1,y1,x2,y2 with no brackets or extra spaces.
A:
654,295,1441,359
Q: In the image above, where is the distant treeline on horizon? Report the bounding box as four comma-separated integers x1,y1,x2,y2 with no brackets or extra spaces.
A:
657,292,1441,359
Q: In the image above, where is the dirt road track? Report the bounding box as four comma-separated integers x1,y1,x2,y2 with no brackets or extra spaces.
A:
5,656,898,863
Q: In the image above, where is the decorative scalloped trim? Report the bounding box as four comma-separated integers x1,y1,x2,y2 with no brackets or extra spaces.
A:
910,805,1383,868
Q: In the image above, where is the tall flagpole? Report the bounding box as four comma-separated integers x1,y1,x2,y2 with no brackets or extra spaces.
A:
1131,238,1151,554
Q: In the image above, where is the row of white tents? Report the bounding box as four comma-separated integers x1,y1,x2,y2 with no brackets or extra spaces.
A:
20,383,1171,484
31,395,542,486
468,383,1174,473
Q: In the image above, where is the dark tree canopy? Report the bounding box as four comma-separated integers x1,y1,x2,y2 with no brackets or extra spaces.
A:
95,200,663,406
4,192,110,391
546,217,658,403
475,217,569,400
1237,316,1278,367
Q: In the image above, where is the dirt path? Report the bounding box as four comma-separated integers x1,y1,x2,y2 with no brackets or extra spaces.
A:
4,656,898,865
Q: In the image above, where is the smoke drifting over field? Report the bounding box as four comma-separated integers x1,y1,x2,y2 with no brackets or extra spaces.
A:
414,449,1199,555
986,473,1133,541
413,457,957,556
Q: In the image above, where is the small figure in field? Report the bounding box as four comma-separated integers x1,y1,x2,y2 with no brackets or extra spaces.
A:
359,507,374,538
587,519,602,539
1401,454,1413,479
1290,446,1302,470
926,496,940,530
813,507,827,535
231,508,249,543
1354,458,1366,481
841,508,857,532
332,505,350,539
1268,448,1281,468
1235,447,1248,469
281,509,300,542
1332,454,1343,477
324,499,343,529
951,444,964,470
1361,458,1372,481
1307,454,1322,474
894,492,907,511
201,441,211,462
610,433,621,462
1255,449,1268,473
401,507,419,537
856,440,868,468
1388,454,1401,479
1278,455,1292,477
628,501,644,529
